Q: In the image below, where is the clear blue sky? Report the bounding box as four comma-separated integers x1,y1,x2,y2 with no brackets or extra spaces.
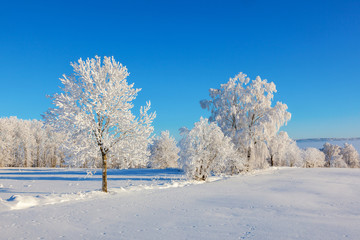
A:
1,0,359,139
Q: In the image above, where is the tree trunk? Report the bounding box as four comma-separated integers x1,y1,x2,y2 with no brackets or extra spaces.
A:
24,148,28,167
247,147,251,162
102,153,108,192
270,155,274,166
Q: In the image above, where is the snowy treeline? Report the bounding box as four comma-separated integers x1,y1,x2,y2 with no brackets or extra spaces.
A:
0,115,180,170
0,115,179,170
301,143,359,168
321,142,359,168
0,117,65,167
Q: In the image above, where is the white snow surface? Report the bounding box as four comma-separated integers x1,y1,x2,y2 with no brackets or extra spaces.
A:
0,167,359,239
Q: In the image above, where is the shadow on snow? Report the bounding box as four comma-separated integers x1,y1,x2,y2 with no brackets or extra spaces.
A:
0,168,184,181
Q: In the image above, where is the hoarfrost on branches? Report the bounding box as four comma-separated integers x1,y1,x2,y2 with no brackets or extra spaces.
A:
268,131,302,167
201,72,291,169
321,143,347,168
302,148,325,168
149,131,180,169
44,56,155,192
284,142,303,167
340,143,359,168
0,117,65,168
179,117,244,181
110,131,153,169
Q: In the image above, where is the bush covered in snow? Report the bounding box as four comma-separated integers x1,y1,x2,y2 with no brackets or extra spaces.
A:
340,143,360,168
302,148,326,168
179,117,244,181
321,143,359,168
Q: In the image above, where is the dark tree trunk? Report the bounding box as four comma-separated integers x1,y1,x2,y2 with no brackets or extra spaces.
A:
270,155,274,166
102,153,108,192
247,147,251,162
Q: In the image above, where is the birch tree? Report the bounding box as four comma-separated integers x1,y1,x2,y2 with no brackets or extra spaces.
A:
0,117,65,168
44,56,155,192
201,72,291,169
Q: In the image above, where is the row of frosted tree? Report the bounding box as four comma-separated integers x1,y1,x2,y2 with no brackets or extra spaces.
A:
1,115,357,172
0,117,65,167
0,116,153,169
0,56,359,191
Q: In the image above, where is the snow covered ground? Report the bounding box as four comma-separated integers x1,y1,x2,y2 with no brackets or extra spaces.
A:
0,167,359,239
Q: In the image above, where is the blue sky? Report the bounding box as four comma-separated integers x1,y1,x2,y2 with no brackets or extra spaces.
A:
1,0,359,139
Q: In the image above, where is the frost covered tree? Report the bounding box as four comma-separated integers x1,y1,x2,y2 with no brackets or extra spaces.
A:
321,143,347,168
201,72,291,169
284,142,303,167
302,148,325,168
268,131,290,166
0,117,17,167
179,117,243,181
149,131,179,169
31,120,46,167
0,117,65,168
110,131,153,169
44,56,155,192
340,143,359,168
268,131,302,167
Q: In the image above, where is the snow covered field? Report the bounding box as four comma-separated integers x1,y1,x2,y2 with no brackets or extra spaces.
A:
0,167,360,239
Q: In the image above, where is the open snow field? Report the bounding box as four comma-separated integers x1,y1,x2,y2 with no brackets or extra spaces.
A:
0,168,360,240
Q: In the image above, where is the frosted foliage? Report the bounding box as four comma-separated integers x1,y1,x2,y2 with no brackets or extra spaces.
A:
285,143,303,167
268,131,302,167
180,118,244,181
0,117,65,167
201,72,291,169
333,157,347,168
302,148,325,168
150,131,179,169
110,132,152,169
340,143,359,168
63,120,153,169
322,143,347,168
44,56,155,169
